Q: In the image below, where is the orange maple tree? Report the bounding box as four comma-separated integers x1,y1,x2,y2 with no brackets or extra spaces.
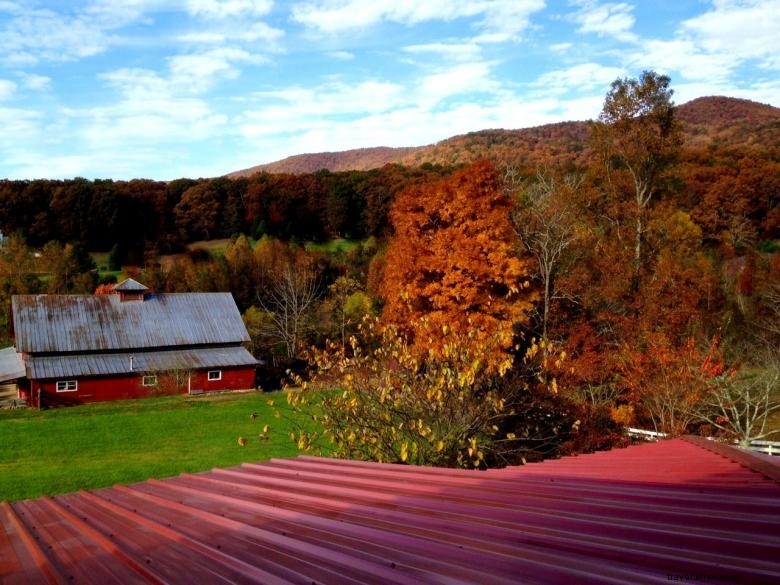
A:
380,161,537,371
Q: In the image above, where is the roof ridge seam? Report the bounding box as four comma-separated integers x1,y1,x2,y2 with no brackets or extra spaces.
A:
681,435,780,485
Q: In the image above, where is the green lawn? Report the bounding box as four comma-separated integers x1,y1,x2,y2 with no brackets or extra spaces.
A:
0,391,313,502
305,238,363,254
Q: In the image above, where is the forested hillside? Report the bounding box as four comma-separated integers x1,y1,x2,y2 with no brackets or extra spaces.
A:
230,96,780,176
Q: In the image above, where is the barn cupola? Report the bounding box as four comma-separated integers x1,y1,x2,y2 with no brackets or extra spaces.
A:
113,278,150,302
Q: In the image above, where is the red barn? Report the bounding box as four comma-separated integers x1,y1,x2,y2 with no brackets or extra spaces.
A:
10,279,258,407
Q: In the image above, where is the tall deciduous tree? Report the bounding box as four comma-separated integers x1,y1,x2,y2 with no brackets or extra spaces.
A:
511,169,582,338
173,183,220,241
0,234,39,345
592,71,682,290
381,161,536,371
223,235,256,311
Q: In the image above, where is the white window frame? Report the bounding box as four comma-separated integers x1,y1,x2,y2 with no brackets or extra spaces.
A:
56,380,78,392
142,375,158,387
207,370,222,381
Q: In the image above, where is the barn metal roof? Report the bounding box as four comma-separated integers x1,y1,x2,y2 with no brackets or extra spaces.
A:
1,437,778,584
112,278,149,292
0,347,24,383
25,346,258,379
12,293,250,354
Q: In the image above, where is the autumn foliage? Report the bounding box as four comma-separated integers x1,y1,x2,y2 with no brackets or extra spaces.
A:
287,318,572,467
2,78,780,454
620,334,724,436
380,161,536,371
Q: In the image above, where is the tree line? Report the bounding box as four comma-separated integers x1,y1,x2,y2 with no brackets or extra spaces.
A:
0,164,453,265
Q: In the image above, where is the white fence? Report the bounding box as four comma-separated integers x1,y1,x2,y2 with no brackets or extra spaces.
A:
746,440,780,456
626,427,780,456
626,427,667,440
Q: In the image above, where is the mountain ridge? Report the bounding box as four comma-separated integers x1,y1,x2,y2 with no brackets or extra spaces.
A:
228,96,780,177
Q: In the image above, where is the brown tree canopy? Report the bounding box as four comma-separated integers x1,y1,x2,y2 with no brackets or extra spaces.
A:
380,161,536,371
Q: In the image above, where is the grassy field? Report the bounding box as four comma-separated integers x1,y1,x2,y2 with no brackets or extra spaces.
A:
188,237,364,256
0,391,313,502
187,238,235,257
305,238,363,254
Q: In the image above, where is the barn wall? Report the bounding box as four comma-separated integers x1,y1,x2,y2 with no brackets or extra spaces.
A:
189,368,256,394
24,367,256,408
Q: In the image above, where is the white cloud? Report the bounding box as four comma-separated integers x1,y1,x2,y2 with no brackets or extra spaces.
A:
629,38,736,82
668,77,780,110
103,47,268,97
680,0,780,69
0,0,165,65
0,8,114,64
82,0,161,28
186,0,273,19
403,42,482,62
0,1,21,13
625,0,780,86
0,1,280,66
532,63,625,94
177,22,284,46
0,79,16,101
292,0,545,42
168,47,267,92
45,88,231,179
570,1,636,42
293,0,476,31
7,154,94,180
250,79,404,124
471,0,546,44
549,42,572,53
0,105,44,154
19,73,51,91
101,68,171,99
236,54,608,166
238,86,601,166
418,61,499,106
327,50,355,60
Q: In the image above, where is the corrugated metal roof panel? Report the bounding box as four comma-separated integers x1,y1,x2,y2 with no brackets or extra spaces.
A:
0,347,24,382
11,293,250,353
26,346,258,379
1,438,778,584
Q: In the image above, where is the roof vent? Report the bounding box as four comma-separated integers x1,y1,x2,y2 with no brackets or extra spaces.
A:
113,278,150,303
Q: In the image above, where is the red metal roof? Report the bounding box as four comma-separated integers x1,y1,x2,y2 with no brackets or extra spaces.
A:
1,437,779,584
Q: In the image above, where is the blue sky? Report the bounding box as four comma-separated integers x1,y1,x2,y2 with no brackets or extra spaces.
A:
1,0,778,180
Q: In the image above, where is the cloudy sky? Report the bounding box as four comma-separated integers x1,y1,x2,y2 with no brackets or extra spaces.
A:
0,0,778,180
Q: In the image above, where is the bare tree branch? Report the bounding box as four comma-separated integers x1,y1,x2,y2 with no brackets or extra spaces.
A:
257,261,321,359
510,168,582,338
693,369,780,446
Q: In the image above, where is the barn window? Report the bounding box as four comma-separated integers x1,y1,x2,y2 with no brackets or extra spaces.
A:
142,375,157,387
207,370,222,381
56,380,78,392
